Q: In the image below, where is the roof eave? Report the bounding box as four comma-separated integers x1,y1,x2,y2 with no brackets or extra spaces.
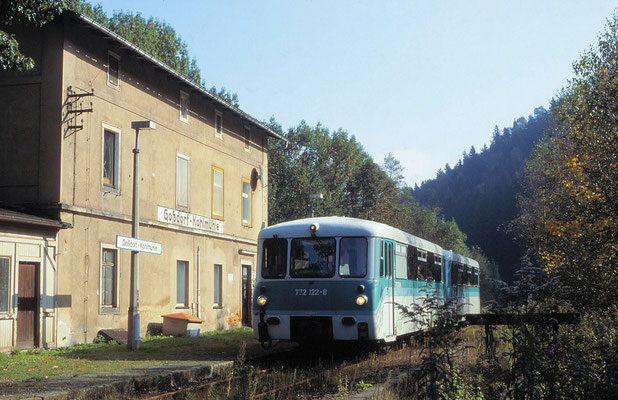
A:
68,11,287,143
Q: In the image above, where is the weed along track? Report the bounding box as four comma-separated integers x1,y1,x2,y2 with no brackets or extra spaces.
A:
142,343,422,399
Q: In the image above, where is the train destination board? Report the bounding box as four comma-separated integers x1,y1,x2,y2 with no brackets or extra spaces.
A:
116,235,162,255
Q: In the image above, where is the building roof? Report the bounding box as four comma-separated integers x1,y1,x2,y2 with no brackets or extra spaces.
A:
0,208,71,229
67,11,287,143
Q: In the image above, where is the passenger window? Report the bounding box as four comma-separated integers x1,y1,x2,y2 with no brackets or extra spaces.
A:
262,238,287,278
433,253,442,283
407,245,417,280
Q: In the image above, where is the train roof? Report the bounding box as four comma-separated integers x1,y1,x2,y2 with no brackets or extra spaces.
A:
443,250,480,269
259,216,443,254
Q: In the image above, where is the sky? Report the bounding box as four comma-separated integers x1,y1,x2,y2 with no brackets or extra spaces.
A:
94,0,617,186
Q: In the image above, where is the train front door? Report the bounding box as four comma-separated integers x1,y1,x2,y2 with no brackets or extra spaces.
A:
383,239,396,340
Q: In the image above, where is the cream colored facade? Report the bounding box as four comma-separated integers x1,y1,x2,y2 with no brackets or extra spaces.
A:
0,12,283,348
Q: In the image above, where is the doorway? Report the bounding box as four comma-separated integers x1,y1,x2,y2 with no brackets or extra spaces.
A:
17,262,39,348
241,264,252,326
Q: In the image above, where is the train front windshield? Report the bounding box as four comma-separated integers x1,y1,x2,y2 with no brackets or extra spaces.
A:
291,238,336,278
261,237,367,279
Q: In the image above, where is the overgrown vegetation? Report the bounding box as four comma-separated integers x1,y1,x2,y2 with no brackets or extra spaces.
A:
0,328,256,381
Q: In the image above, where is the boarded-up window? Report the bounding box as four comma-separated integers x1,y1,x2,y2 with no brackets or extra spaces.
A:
0,257,9,312
177,154,190,209
212,167,224,218
107,52,119,88
103,129,118,188
242,179,251,225
244,126,250,151
214,264,222,307
101,249,117,307
180,91,189,123
215,111,223,138
177,260,188,306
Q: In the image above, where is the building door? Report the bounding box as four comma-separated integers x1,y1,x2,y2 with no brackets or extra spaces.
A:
17,262,39,348
241,264,252,326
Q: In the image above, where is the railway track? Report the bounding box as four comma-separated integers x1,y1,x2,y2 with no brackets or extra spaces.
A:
143,342,419,399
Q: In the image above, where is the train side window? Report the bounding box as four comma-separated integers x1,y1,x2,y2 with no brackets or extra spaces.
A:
432,253,442,282
426,253,434,281
262,238,287,279
388,242,393,277
472,269,479,286
395,244,407,279
407,245,417,280
417,249,427,281
465,266,473,286
457,264,463,285
379,240,384,277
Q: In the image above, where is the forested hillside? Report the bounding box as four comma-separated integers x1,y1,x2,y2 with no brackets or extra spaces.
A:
265,119,499,302
413,108,549,282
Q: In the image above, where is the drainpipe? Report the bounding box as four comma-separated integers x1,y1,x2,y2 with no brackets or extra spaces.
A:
197,247,201,319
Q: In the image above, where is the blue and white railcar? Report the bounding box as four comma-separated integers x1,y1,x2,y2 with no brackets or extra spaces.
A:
444,250,481,315
253,216,471,346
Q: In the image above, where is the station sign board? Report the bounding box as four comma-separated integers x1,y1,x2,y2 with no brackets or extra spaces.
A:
116,235,162,255
157,206,223,234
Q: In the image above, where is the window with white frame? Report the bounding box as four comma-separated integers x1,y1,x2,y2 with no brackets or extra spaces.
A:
243,126,250,151
177,260,188,307
212,166,224,218
180,90,189,123
0,257,9,313
102,125,120,191
215,110,223,138
242,178,251,226
177,153,190,209
101,248,117,308
213,264,222,307
107,51,120,88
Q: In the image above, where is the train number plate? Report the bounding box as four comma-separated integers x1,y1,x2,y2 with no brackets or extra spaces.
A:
295,288,328,296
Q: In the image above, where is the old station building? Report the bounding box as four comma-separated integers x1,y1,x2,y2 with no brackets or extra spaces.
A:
0,11,284,349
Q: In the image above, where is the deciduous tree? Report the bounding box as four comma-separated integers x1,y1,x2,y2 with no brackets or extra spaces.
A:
0,0,64,70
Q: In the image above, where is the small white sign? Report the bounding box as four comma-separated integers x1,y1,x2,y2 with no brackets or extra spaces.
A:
116,235,162,255
228,273,234,282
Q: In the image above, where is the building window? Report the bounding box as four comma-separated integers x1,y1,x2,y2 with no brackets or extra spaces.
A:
177,260,188,307
180,90,189,123
101,249,117,307
213,264,222,307
177,153,190,209
0,257,9,313
107,51,120,88
243,126,250,152
212,166,224,219
215,110,223,139
242,178,251,226
102,125,120,191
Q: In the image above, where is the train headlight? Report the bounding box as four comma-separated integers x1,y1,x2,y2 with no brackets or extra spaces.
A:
257,295,269,307
355,295,368,307
309,223,320,234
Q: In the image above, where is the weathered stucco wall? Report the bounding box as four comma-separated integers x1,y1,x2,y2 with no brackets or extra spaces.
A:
0,14,273,347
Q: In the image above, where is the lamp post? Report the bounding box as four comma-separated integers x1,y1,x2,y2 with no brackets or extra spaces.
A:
309,193,323,218
128,120,156,350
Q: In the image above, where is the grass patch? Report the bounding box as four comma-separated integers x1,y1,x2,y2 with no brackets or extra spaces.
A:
0,328,256,382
